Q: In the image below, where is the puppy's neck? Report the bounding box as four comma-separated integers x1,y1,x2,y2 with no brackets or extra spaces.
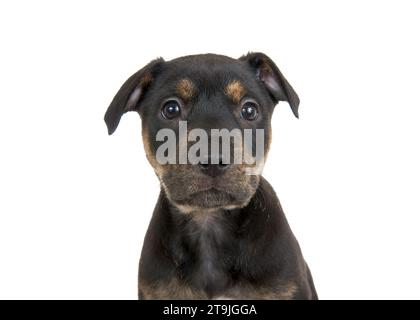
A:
170,204,233,230
189,209,224,228
172,203,241,215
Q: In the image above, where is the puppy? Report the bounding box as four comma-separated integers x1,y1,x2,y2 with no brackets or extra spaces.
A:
104,52,317,299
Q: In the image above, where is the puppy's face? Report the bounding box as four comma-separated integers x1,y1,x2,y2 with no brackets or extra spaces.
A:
105,53,299,212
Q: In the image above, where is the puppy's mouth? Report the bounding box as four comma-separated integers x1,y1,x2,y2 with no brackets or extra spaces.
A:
176,188,237,210
168,178,238,207
160,169,260,212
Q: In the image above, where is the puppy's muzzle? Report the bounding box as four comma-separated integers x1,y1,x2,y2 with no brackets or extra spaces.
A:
198,155,231,177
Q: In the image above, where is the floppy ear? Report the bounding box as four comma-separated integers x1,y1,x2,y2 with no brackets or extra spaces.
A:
104,58,164,135
239,52,300,118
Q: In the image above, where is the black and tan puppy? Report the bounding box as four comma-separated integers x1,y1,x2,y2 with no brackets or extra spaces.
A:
104,52,317,299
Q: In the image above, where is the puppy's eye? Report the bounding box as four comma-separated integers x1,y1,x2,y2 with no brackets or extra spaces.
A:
241,101,259,121
161,100,181,119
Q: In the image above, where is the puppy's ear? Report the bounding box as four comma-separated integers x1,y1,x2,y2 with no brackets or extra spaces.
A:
239,52,300,118
104,58,164,135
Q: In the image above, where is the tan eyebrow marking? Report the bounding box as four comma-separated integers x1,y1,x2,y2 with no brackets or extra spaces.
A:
225,80,246,104
176,78,195,101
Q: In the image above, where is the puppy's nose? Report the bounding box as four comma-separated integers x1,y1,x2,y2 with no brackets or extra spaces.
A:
199,156,230,177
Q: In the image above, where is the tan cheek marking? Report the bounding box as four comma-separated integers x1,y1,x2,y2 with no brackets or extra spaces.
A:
141,128,165,179
225,80,246,104
266,126,272,157
176,78,195,101
141,129,154,165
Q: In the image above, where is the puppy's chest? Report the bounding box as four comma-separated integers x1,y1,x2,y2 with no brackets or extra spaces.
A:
175,229,295,300
146,212,298,300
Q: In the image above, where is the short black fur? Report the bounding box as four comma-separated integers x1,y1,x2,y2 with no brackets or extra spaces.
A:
105,53,317,300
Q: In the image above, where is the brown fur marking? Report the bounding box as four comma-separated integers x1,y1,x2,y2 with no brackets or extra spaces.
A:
230,282,298,300
225,80,246,104
140,72,153,86
141,128,165,180
139,277,297,300
139,278,207,300
176,78,195,101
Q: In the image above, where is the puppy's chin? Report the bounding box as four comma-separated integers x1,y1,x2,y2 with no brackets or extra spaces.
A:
156,164,261,213
169,189,246,213
162,185,258,214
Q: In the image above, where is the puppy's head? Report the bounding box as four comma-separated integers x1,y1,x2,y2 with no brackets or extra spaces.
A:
105,53,299,212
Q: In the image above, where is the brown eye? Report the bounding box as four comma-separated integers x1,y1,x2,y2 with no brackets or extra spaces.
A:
161,100,181,119
241,101,259,121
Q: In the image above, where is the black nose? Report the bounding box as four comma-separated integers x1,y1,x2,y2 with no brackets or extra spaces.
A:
199,156,230,177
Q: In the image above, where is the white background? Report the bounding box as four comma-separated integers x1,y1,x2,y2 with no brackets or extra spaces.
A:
0,0,419,300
